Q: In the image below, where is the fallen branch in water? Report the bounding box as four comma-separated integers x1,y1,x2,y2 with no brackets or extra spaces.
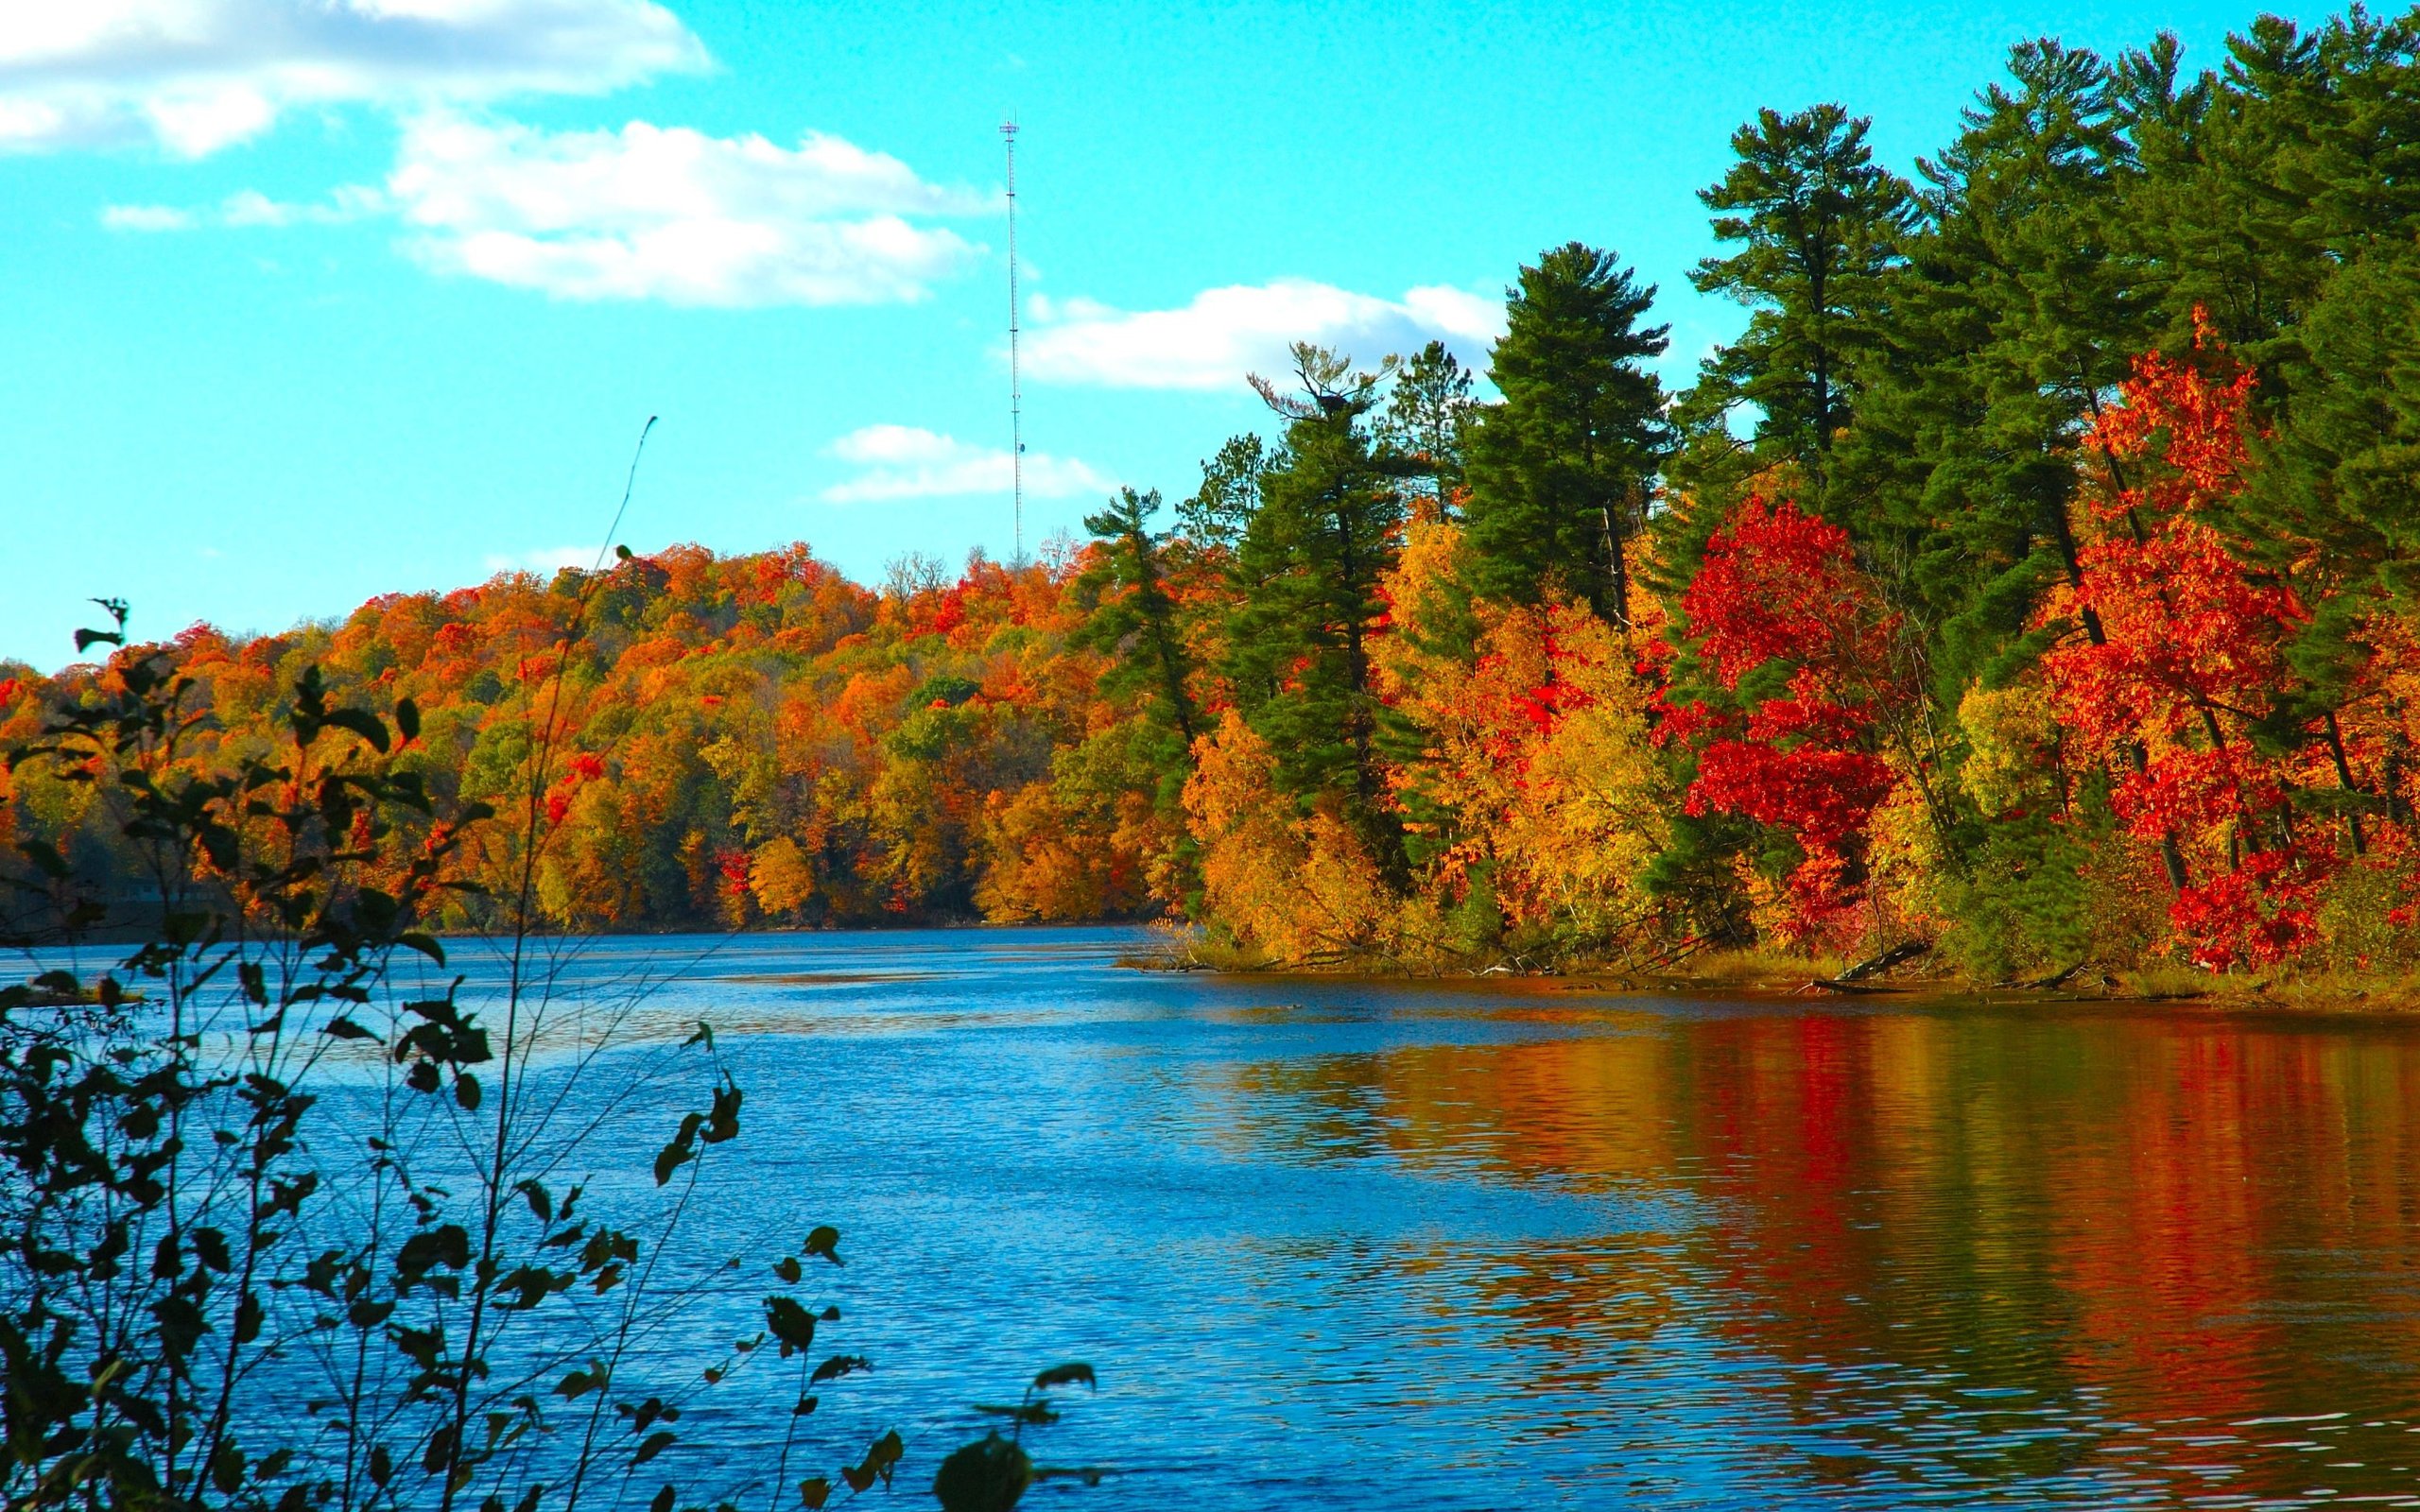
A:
1804,939,1932,994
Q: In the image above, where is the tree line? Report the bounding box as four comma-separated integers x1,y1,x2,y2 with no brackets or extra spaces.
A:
14,5,2420,976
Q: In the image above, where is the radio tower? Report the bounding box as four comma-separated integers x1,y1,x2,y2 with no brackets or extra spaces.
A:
1001,119,1024,564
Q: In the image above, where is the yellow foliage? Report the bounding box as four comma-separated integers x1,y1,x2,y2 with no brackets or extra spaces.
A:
1184,713,1404,962
1864,776,1952,948
1958,679,2062,816
1371,522,1671,954
749,835,816,917
1491,609,1672,940
976,782,1112,922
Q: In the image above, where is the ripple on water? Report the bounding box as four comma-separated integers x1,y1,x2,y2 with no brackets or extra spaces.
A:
39,926,2420,1509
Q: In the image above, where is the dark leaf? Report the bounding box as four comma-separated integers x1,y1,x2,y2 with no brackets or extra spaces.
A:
17,839,70,879
631,1431,676,1467
932,1433,1032,1512
764,1296,818,1354
399,931,445,965
1032,1363,1096,1392
192,1227,232,1272
839,1431,904,1495
323,708,390,752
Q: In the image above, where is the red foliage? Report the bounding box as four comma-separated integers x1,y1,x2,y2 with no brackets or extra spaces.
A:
2040,325,2344,970
716,849,751,889
2049,524,2304,747
2169,846,2331,971
2086,326,2260,524
1688,740,1894,850
1684,498,1890,687
1674,498,1903,943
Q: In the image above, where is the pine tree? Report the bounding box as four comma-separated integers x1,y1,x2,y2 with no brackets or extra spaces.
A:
1680,104,1914,504
1080,487,1200,748
1831,40,2195,894
1836,42,2164,696
1375,339,1478,517
1463,243,1671,627
1178,434,1270,551
1223,344,1408,878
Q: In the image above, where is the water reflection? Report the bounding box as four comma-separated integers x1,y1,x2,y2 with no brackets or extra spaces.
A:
1218,998,2420,1505
49,927,2420,1507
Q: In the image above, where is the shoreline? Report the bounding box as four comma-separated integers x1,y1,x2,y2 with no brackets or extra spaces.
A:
1129,940,2420,1017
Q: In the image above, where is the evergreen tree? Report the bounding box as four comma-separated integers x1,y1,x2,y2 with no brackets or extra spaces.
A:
1080,487,1200,748
1829,40,2200,897
1837,42,2161,695
2131,15,2394,370
1375,339,1478,516
1463,243,1671,627
1178,434,1270,551
1680,104,1915,504
1223,344,1408,877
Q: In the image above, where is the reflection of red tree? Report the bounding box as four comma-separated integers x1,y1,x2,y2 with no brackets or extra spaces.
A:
1292,1002,2420,1497
2045,1028,2271,1427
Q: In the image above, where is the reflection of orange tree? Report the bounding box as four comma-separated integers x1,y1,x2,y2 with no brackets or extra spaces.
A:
1212,1029,1688,1378
1207,1006,2420,1495
1670,1014,2420,1490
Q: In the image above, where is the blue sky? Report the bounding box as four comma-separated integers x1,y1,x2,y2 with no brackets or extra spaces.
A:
1,0,2314,669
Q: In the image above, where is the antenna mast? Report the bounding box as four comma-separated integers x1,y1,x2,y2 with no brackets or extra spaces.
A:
1001,118,1023,563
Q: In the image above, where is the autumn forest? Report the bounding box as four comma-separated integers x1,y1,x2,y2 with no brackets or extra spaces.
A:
14,9,2420,982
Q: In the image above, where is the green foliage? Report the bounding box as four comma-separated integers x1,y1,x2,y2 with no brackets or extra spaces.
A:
1463,242,1670,626
1936,794,2114,980
1677,103,1914,507
1374,339,1478,513
1176,435,1270,551
1225,344,1409,879
0,602,1081,1511
1079,488,1199,747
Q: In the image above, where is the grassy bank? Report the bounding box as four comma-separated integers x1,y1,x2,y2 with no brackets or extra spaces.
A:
1126,929,2420,1014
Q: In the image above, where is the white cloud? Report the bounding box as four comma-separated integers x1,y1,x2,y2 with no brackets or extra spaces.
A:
388,114,982,305
101,202,195,231
821,425,1113,504
222,183,387,224
1023,278,1506,391
484,544,597,574
102,183,387,230
85,111,984,308
0,0,706,155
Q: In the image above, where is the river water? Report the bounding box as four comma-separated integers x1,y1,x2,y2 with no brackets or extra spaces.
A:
405,926,2420,1511
200,927,2420,1507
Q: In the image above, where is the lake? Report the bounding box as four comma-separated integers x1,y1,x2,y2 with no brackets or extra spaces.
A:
240,928,2420,1507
